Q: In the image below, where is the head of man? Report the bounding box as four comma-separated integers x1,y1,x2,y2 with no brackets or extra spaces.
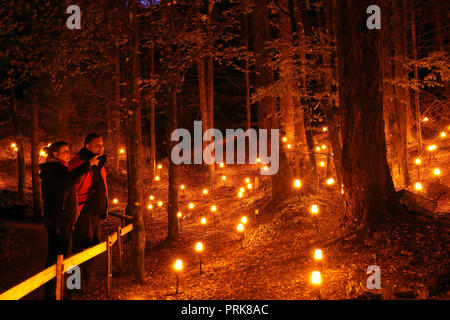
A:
48,141,70,163
84,133,104,155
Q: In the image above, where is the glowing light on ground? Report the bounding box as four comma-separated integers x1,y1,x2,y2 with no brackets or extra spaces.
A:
414,182,423,191
415,158,421,165
326,178,335,185
241,216,248,224
174,259,183,271
237,223,244,232
314,249,323,260
113,198,118,204
433,168,441,176
311,271,321,285
310,205,319,214
294,179,301,188
195,242,203,252
148,204,153,210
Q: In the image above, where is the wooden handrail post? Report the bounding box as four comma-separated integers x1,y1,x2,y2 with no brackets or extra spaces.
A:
55,255,64,300
107,235,112,296
117,226,123,273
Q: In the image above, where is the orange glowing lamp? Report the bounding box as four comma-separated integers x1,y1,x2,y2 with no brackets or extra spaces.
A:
195,242,203,253
263,166,269,172
238,192,243,198
433,168,441,176
282,136,287,142
414,182,423,191
174,259,183,271
423,117,429,122
177,211,182,218
427,144,437,152
414,158,421,165
148,204,153,210
321,144,326,150
287,144,292,149
119,148,125,154
155,175,160,181
319,161,325,167
245,178,250,183
440,131,446,138
149,195,155,200
180,184,185,190
11,143,16,149
241,216,248,224
221,175,226,181
188,202,194,209
247,183,253,190
219,162,225,168
201,217,206,225
311,271,321,285
326,178,335,186
322,127,328,132
113,198,118,204
314,249,323,260
294,179,301,189
310,205,319,215
211,205,217,212
157,201,163,207
237,223,244,232
40,150,47,157
316,146,321,152
157,164,162,170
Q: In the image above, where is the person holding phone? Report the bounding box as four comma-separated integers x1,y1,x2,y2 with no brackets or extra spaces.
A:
69,133,109,288
40,141,100,299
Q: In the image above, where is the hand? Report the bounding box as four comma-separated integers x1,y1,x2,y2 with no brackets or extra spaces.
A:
89,154,101,166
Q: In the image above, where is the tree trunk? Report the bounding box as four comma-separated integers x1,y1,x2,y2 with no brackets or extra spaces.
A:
126,0,145,282
244,13,251,130
31,104,42,219
150,44,156,176
113,46,121,174
11,88,25,201
335,0,403,231
167,84,180,240
411,7,422,154
279,2,296,159
197,58,209,154
206,1,215,179
322,0,342,187
253,0,293,204
287,0,318,189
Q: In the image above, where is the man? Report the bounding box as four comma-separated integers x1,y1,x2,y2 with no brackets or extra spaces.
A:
69,133,108,287
40,141,99,299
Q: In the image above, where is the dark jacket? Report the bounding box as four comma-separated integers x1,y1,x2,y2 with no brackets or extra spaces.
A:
40,158,91,231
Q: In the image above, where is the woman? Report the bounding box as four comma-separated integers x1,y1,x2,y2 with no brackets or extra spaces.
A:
39,141,99,298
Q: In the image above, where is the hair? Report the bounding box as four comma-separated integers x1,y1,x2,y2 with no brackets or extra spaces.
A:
84,133,102,146
47,141,68,157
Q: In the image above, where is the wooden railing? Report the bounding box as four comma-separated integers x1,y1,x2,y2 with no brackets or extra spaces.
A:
0,222,133,300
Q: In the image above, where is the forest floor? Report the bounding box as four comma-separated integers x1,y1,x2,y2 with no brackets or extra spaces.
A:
0,126,449,300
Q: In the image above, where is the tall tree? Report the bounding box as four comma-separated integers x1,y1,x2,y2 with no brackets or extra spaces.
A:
335,0,404,231
125,0,146,282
